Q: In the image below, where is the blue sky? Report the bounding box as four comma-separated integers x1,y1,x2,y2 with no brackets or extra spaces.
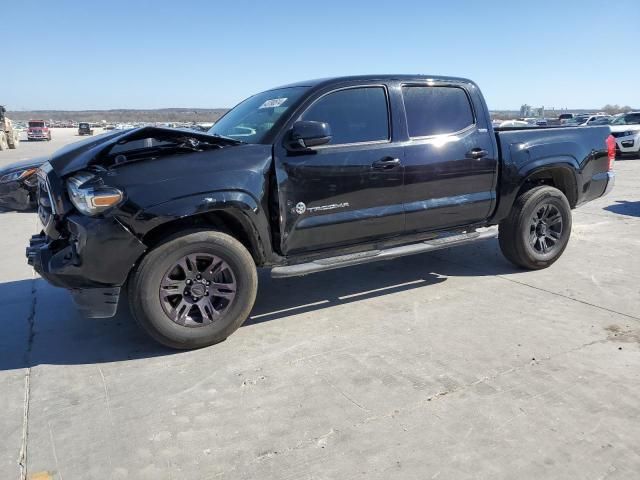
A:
4,0,639,111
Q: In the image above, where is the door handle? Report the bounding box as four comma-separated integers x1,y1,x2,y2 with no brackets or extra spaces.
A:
372,157,401,170
467,148,489,159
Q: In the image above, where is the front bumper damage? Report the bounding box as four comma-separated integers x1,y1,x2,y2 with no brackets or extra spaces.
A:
26,214,146,317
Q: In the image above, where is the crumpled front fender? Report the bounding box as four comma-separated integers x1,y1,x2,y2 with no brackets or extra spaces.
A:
132,190,275,265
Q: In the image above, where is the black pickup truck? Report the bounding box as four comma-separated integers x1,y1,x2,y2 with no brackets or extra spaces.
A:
26,75,615,349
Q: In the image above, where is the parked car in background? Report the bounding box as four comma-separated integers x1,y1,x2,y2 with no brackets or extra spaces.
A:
588,116,611,126
609,112,640,157
563,114,596,126
26,74,615,349
499,120,530,128
27,120,51,141
558,113,574,124
0,158,43,210
78,122,94,136
583,115,609,126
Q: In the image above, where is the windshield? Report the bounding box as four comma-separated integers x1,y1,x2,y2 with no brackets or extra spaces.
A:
29,121,45,128
208,86,308,143
611,113,640,125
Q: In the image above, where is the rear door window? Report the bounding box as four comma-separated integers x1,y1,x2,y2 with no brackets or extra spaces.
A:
300,87,389,145
402,86,475,137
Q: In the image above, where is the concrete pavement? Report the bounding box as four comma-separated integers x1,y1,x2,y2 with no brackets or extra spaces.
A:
0,129,638,479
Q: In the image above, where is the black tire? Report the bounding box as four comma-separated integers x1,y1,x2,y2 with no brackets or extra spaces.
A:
499,186,572,270
128,230,258,349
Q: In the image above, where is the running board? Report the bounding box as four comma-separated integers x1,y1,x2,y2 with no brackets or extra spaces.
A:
271,227,498,278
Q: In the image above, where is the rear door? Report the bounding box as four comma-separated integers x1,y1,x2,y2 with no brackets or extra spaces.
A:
274,85,405,255
401,83,498,232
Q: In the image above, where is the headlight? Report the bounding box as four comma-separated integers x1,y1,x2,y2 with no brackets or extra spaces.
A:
622,131,636,137
0,168,38,184
66,171,123,216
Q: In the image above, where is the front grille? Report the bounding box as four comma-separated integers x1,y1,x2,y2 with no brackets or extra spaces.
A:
611,131,630,138
37,173,54,228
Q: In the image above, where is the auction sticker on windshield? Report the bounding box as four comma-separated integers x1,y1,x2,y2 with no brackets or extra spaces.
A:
259,98,287,109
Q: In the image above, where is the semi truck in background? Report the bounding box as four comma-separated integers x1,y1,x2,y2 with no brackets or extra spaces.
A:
0,105,20,150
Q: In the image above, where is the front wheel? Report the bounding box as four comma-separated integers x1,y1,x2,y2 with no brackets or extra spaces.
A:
499,186,572,270
128,230,258,349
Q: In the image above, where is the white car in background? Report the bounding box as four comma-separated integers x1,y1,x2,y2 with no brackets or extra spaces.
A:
582,114,610,125
609,112,640,156
499,120,530,128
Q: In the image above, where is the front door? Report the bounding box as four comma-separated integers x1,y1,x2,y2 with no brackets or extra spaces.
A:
274,85,404,255
401,84,498,232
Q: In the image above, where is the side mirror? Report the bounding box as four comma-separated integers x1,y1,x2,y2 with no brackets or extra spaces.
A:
285,121,332,151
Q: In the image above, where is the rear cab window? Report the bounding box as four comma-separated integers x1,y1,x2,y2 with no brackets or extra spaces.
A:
401,85,475,138
300,86,390,146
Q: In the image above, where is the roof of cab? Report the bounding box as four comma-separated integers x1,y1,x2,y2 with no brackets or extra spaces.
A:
273,74,474,90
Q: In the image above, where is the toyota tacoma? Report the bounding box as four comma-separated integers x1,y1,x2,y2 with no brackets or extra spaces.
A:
26,75,616,349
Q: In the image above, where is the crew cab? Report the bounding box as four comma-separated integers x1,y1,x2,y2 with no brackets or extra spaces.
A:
27,120,51,141
26,75,616,349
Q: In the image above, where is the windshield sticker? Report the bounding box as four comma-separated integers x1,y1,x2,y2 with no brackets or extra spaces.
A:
259,98,287,109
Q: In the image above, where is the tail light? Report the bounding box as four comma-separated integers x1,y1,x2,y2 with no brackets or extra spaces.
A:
606,134,616,171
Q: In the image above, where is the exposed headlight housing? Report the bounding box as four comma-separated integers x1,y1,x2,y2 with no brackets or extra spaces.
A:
66,171,123,216
0,168,38,184
622,130,637,137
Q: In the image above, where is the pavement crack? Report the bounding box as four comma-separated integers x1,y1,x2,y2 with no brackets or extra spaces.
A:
98,367,115,426
18,276,37,480
319,374,369,412
494,275,640,323
431,252,640,323
47,422,62,480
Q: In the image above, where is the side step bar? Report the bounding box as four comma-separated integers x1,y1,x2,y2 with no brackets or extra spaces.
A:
271,227,498,278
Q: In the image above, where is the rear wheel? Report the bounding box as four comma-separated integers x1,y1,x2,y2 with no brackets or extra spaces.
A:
128,230,258,349
499,186,572,269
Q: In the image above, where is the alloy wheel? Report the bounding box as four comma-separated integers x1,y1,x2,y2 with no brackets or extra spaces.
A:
529,203,563,254
159,253,237,327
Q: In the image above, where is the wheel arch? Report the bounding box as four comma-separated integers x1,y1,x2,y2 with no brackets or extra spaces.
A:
138,191,274,266
517,163,579,208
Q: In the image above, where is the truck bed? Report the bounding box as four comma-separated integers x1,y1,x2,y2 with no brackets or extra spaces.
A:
491,125,613,220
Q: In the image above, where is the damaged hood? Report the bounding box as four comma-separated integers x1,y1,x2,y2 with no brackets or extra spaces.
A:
47,127,240,177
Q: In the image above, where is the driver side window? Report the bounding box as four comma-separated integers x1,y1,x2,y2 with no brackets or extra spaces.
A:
300,87,389,146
